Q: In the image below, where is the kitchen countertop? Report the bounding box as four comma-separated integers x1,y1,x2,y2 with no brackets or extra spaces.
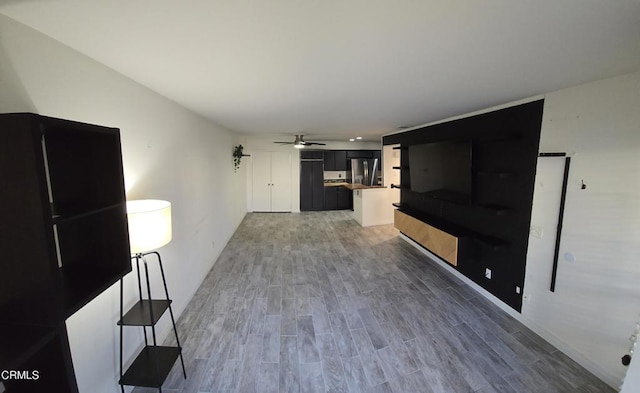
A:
343,183,386,190
323,182,349,187
323,182,386,190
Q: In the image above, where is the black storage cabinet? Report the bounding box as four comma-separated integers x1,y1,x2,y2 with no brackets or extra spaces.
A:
324,150,347,171
0,113,131,393
300,158,325,211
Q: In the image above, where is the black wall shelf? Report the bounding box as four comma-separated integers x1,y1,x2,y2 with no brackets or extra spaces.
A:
394,206,509,252
476,204,512,216
118,300,172,327
473,133,521,143
476,171,515,179
119,346,181,388
383,100,544,312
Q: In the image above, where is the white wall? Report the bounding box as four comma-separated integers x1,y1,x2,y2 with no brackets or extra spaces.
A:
523,70,640,387
244,136,381,212
0,14,246,393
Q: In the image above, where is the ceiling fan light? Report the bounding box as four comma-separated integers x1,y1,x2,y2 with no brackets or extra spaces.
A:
294,134,305,148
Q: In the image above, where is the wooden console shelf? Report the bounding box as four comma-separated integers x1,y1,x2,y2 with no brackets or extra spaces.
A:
394,209,458,266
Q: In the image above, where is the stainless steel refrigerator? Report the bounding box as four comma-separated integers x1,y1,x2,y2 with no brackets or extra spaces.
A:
350,158,379,186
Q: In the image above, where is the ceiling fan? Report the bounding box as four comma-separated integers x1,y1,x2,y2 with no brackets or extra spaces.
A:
274,134,326,148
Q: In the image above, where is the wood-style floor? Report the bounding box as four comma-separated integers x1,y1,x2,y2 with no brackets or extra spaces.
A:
133,211,613,393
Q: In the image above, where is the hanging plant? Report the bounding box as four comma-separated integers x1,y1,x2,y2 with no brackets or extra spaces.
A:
233,144,245,172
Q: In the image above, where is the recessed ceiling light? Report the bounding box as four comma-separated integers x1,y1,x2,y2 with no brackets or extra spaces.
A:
356,136,362,140
349,138,355,142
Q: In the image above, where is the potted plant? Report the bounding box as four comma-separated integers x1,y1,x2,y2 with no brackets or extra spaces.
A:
233,144,245,172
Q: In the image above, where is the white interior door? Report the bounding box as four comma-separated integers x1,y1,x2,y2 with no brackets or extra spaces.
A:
522,156,565,319
270,151,291,212
252,151,272,212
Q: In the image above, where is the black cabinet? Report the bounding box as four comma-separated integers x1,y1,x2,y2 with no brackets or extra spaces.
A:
324,186,352,210
0,113,131,393
347,150,374,159
324,187,338,210
324,150,347,171
300,161,324,211
373,150,382,166
300,150,324,160
337,187,352,210
335,151,347,170
324,151,336,170
346,150,381,174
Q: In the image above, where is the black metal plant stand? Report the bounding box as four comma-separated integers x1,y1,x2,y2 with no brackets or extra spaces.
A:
118,251,186,392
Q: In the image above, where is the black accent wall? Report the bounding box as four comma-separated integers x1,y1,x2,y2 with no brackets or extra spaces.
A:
383,100,544,311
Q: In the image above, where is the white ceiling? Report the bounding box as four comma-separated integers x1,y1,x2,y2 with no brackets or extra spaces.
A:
1,0,639,142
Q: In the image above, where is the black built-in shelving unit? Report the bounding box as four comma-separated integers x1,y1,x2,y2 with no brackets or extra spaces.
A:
385,100,544,311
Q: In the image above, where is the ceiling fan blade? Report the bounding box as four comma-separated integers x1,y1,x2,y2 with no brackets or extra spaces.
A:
274,141,294,144
303,142,326,146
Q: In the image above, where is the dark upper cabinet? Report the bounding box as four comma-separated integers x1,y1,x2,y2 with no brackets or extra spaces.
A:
347,150,374,159
300,161,324,211
324,151,335,170
324,151,336,171
300,150,324,160
324,150,347,171
346,150,381,172
334,150,347,170
373,150,382,166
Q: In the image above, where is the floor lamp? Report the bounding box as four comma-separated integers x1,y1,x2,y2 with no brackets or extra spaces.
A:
119,200,186,392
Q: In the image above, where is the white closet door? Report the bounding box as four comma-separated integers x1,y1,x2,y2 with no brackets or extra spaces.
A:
270,151,291,212
252,151,273,212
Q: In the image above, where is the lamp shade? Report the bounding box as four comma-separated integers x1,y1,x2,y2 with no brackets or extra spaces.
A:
126,199,172,254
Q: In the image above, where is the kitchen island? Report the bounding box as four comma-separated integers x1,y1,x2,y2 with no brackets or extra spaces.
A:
324,182,392,227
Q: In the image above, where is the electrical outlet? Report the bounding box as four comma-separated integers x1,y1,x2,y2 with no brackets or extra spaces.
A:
485,268,492,279
211,240,215,249
530,226,543,239
515,286,521,294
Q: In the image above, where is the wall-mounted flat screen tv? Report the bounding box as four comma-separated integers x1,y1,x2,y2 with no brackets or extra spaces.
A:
408,140,472,204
